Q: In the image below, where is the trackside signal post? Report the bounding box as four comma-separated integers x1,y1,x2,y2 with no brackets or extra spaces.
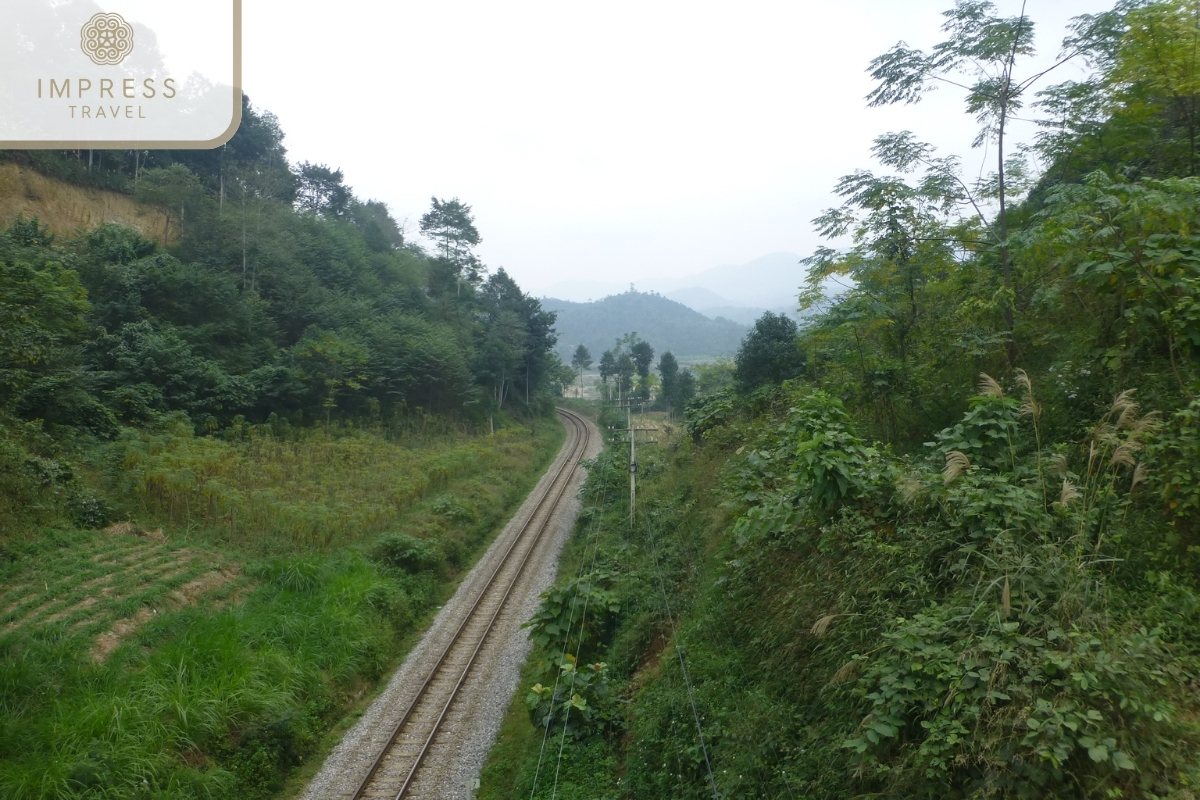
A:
610,398,656,528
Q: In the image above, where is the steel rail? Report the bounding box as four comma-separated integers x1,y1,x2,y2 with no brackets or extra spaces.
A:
351,408,591,800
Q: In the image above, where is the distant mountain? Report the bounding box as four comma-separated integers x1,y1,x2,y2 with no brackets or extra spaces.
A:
697,305,773,326
665,286,731,309
538,278,628,303
538,252,809,322
544,291,747,361
653,252,807,309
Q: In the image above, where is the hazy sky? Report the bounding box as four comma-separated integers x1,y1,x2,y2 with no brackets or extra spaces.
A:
240,0,1114,295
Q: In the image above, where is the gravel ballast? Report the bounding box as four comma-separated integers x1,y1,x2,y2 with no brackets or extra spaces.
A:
300,412,601,800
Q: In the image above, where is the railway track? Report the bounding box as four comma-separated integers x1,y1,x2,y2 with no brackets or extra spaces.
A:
349,407,591,800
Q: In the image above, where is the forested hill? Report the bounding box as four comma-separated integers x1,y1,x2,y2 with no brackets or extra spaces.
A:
0,94,583,796
543,290,747,361
0,97,569,457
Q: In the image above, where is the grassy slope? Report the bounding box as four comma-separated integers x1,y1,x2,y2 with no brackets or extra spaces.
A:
484,389,1200,799
0,418,564,799
479,405,725,800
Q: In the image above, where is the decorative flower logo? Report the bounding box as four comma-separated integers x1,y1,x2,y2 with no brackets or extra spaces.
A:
80,12,134,66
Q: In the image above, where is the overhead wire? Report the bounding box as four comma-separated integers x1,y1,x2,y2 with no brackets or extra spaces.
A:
644,515,720,800
529,417,609,799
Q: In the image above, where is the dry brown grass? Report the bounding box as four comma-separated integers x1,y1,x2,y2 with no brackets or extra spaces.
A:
103,521,168,543
91,608,154,662
0,163,175,242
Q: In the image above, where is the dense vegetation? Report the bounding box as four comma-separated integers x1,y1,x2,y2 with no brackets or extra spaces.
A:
0,95,571,535
0,98,572,797
482,2,1200,798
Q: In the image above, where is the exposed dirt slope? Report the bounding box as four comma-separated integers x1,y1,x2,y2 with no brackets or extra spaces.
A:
0,162,174,241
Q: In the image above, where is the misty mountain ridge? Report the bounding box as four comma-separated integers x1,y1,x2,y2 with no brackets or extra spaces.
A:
543,291,747,362
540,252,808,321
665,286,731,309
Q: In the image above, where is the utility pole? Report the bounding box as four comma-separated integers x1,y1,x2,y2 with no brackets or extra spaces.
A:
628,398,634,526
611,396,656,529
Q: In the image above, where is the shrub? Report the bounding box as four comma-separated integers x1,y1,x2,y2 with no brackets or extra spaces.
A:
526,657,616,738
369,532,441,574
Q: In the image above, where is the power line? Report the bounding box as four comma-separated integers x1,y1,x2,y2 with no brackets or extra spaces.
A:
645,517,720,800
529,437,610,799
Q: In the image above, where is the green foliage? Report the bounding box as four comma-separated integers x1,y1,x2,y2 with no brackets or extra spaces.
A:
1155,397,1200,526
483,4,1200,799
683,388,736,444
294,162,352,217
1023,172,1200,382
523,571,620,655
733,311,805,393
790,390,885,510
2,115,564,437
420,196,481,265
0,218,90,408
526,657,615,738
369,532,442,574
291,326,368,423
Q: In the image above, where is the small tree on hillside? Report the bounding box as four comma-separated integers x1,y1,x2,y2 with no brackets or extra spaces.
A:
571,344,592,397
598,350,616,401
675,368,696,409
615,352,635,402
134,164,205,244
292,327,368,430
294,162,352,217
734,312,805,394
420,197,483,295
866,1,1106,359
630,340,655,400
657,351,679,413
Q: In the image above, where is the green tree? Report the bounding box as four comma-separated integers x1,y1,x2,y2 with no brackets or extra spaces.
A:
292,327,368,429
350,199,405,252
734,312,805,394
476,308,526,410
571,343,593,397
0,218,90,408
479,269,559,410
675,367,696,409
1109,2,1200,176
294,162,352,217
598,349,616,401
630,340,655,400
420,197,483,295
656,351,679,414
134,164,205,244
615,353,635,401
867,0,1097,358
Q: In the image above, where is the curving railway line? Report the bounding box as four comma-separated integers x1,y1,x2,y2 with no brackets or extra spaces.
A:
346,407,592,799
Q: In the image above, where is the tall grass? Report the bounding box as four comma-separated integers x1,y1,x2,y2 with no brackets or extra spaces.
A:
0,544,396,799
0,416,565,798
92,413,553,555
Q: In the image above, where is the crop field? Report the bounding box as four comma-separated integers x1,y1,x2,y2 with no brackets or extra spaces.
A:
0,526,245,662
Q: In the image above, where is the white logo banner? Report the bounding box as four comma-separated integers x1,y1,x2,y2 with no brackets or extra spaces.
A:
0,0,241,148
